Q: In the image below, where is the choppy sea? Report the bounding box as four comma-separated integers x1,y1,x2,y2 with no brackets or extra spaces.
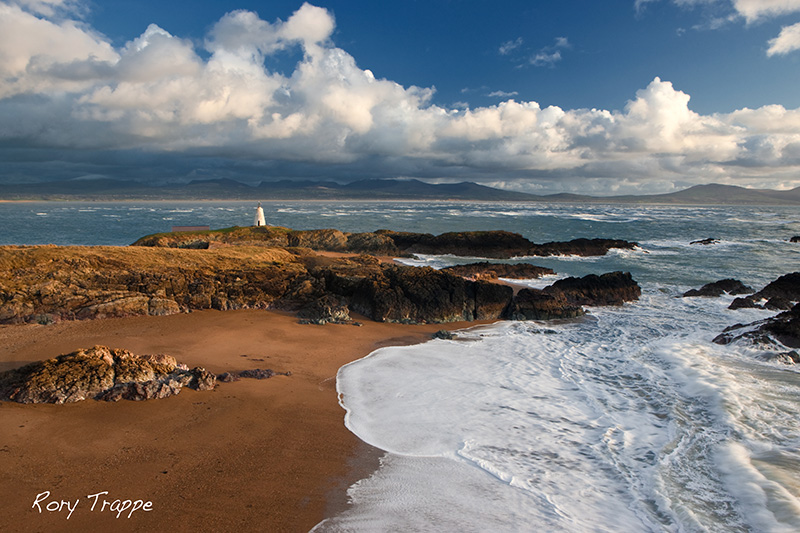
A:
2,201,799,532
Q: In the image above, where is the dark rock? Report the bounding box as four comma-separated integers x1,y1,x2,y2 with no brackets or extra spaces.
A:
530,238,639,257
322,263,514,323
442,262,555,281
0,346,213,404
765,296,793,310
236,369,291,379
726,272,800,310
790,236,800,243
545,272,641,307
683,279,754,297
504,289,585,321
714,303,800,350
217,372,240,382
433,329,455,340
754,273,800,301
297,295,351,324
729,297,760,310
690,238,719,245
375,231,638,259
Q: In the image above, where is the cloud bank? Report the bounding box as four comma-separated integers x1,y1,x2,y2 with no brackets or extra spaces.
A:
1,1,799,194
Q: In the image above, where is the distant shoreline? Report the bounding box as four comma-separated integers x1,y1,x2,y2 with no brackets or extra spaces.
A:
1,179,798,205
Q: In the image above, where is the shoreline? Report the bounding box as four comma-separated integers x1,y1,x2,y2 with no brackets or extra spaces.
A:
0,309,489,532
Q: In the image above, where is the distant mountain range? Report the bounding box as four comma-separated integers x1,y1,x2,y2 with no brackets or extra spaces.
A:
1,178,799,205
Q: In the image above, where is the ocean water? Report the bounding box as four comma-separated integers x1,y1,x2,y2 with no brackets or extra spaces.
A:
2,201,799,531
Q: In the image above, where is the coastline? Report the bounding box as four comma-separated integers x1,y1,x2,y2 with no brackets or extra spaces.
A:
0,309,485,532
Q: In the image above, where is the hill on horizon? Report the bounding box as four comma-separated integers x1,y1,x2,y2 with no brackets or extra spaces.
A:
0,178,798,205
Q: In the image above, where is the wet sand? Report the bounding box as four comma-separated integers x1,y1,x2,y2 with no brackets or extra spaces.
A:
0,310,481,532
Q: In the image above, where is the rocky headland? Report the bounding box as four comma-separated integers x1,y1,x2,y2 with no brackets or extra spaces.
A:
0,226,643,326
132,226,639,259
1,228,641,327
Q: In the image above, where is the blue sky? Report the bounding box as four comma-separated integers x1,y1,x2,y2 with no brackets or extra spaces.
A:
2,0,800,194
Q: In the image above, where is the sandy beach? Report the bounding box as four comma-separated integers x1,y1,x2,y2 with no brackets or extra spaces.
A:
0,309,481,532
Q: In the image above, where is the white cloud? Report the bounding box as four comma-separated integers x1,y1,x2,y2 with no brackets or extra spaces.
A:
530,37,570,67
732,0,800,22
499,37,523,55
1,2,800,193
638,1,800,57
487,90,519,98
767,20,800,53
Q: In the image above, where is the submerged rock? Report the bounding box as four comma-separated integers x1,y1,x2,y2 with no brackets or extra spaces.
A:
683,279,754,298
0,346,215,404
690,238,719,245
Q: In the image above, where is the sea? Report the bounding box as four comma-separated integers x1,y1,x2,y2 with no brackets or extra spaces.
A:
2,201,799,532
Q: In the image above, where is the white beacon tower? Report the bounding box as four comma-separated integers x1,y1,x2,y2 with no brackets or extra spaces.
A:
254,202,266,227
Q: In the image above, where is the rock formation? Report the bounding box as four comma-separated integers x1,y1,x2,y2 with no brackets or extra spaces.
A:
683,279,754,298
0,243,642,326
690,238,719,245
0,346,215,404
728,272,800,310
712,273,800,362
441,262,555,281
504,272,640,321
133,226,638,259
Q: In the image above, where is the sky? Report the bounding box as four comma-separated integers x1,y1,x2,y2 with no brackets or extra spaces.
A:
1,0,800,195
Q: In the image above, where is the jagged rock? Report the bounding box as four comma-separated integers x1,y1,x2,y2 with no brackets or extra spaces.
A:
288,229,348,251
529,238,639,257
714,303,800,353
545,272,641,307
297,295,351,324
323,264,514,323
505,289,585,321
0,346,213,404
433,329,455,340
374,231,638,259
683,279,754,297
726,272,800,310
765,297,793,310
442,262,555,281
216,372,239,383
729,297,760,310
690,238,719,245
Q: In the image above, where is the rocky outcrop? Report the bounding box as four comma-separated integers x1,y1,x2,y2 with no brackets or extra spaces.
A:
0,245,642,326
790,236,800,243
0,346,215,404
713,303,800,351
683,279,754,298
690,238,719,245
545,272,642,307
375,231,638,259
297,295,352,324
442,262,554,281
712,273,800,362
505,289,585,320
133,226,637,259
728,273,800,310
321,263,514,323
503,272,640,321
